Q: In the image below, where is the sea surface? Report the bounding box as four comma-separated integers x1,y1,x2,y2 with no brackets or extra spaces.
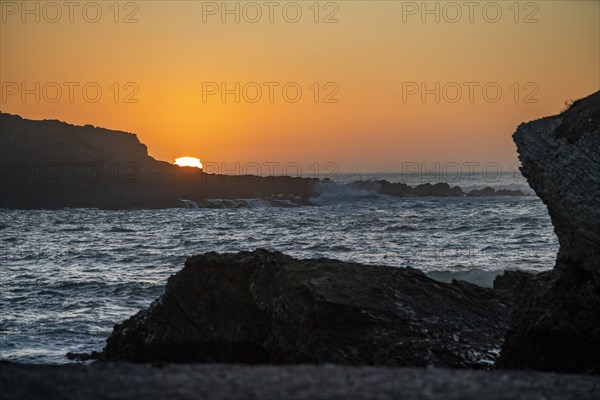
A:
0,173,558,364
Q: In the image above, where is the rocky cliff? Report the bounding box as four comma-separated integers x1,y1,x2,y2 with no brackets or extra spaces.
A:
0,113,318,209
499,91,600,373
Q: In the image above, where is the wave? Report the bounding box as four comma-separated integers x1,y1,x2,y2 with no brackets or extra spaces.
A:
108,226,136,233
311,181,382,204
179,197,309,209
60,226,89,232
510,216,541,224
384,224,418,232
179,199,199,209
460,183,535,195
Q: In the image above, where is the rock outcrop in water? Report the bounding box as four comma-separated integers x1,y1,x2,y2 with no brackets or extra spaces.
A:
346,180,526,198
102,249,526,368
499,91,600,373
349,180,465,197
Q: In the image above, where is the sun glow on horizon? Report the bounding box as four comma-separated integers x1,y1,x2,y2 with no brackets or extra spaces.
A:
174,157,203,169
1,2,597,170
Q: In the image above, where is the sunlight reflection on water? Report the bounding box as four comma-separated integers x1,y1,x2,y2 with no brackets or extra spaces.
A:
0,195,557,363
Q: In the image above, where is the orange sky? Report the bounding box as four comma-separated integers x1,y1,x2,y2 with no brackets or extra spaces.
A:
1,0,599,172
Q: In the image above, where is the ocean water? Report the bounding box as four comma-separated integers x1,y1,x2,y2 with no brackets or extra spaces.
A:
0,174,558,364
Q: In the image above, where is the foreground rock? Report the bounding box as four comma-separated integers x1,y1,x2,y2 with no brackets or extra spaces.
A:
499,91,600,373
2,362,598,400
102,249,525,368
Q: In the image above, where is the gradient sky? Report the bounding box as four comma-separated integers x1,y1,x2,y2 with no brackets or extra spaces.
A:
1,0,599,172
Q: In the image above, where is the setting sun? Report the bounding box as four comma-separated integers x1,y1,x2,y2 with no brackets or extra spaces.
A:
174,157,203,169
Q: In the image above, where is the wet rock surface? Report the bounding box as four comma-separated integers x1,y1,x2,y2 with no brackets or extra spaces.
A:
101,249,525,368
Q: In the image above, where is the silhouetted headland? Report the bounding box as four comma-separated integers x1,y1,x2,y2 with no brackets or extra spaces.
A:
0,113,526,209
0,113,317,209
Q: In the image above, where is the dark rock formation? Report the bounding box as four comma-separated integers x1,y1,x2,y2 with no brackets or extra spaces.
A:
377,180,413,196
102,249,525,368
65,351,101,362
499,267,600,373
0,113,319,209
467,187,525,197
349,180,465,197
499,91,600,373
411,182,463,197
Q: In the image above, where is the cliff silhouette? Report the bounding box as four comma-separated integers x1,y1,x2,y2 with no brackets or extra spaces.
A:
0,113,526,209
0,113,318,209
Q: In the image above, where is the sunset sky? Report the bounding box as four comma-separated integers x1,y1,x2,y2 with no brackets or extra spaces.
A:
1,0,598,172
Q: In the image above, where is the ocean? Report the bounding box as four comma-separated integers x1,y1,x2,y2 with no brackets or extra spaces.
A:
0,173,557,364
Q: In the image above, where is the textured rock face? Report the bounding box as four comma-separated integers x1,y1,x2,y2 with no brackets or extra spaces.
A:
500,91,600,373
512,92,600,283
102,250,522,368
